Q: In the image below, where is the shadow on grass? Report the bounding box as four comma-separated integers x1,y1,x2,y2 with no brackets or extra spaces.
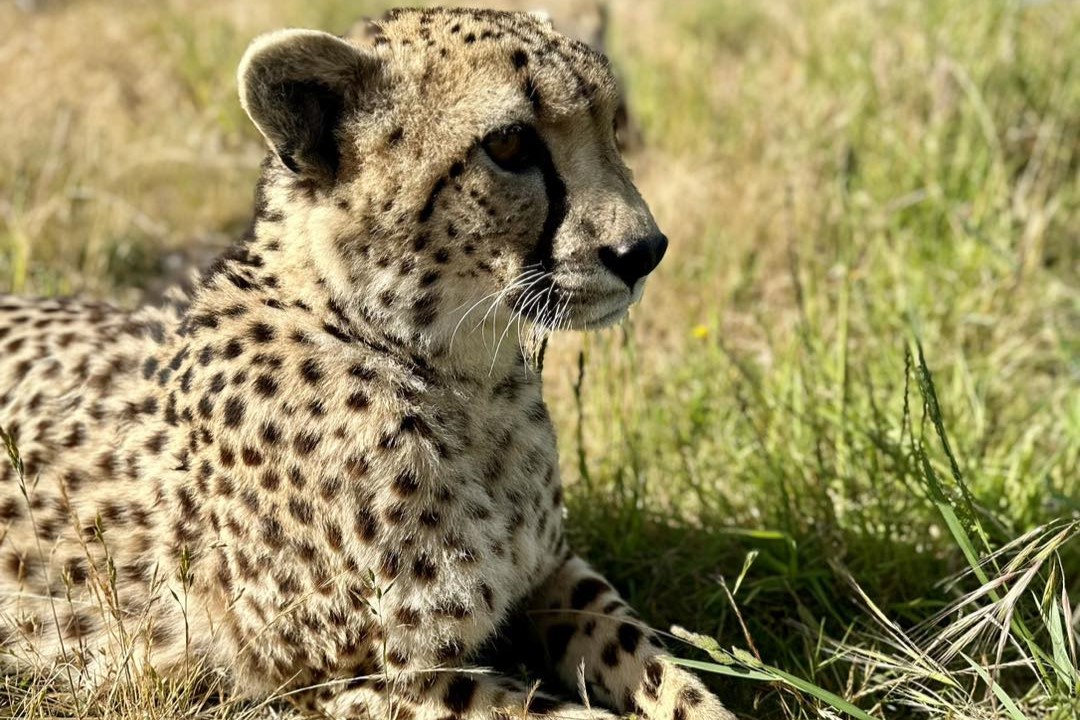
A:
565,497,978,719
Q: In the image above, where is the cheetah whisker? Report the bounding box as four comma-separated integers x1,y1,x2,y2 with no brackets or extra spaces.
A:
448,267,545,353
446,262,544,321
499,285,548,374
474,272,546,352
468,268,545,335
479,270,551,355
489,282,547,374
480,270,550,347
517,281,559,366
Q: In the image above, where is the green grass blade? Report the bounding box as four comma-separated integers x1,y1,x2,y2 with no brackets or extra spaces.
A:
1042,564,1079,689
676,656,879,720
960,653,1030,720
667,658,773,682
0,424,24,478
672,627,878,720
911,343,1053,684
916,448,988,584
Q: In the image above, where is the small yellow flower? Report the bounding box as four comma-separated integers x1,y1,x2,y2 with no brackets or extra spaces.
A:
691,324,709,340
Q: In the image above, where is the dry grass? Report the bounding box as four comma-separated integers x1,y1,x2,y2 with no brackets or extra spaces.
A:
1,0,1078,718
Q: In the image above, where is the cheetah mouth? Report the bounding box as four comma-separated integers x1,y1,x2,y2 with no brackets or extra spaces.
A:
504,266,646,332
510,285,637,331
579,303,631,328
563,275,646,330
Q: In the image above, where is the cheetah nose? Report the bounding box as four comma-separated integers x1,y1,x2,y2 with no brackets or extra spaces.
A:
598,233,668,287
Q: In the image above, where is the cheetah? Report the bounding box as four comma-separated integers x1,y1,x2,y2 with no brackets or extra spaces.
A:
0,8,734,720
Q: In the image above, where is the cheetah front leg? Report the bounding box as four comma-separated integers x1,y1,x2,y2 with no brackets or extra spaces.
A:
526,556,736,720
313,671,620,720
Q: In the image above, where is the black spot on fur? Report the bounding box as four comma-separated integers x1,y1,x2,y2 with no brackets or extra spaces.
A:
223,397,245,427
250,323,275,343
222,340,244,359
219,446,236,467
324,521,343,551
643,658,664,697
242,446,264,466
261,470,281,491
63,557,89,585
319,475,342,501
293,432,321,456
381,549,400,577
419,177,446,222
545,623,575,661
254,374,278,397
261,422,282,445
412,555,437,581
444,677,477,714
412,293,439,327
392,470,420,496
618,622,642,654
300,358,323,385
349,363,377,381
571,577,611,609
323,323,353,343
355,507,379,542
681,686,704,706
601,640,620,667
523,75,543,112
289,497,314,525
480,583,495,610
210,372,227,394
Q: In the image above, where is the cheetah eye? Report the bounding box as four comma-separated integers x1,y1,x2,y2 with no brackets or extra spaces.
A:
482,124,537,172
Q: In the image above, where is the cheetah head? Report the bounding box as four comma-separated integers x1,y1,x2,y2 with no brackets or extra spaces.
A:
238,8,665,341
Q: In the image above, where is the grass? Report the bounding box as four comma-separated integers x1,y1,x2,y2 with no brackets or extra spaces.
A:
1,0,1078,718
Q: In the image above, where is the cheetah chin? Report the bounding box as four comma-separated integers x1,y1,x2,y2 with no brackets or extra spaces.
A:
0,8,733,720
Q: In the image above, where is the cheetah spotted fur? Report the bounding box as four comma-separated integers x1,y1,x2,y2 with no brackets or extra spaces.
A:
0,8,735,720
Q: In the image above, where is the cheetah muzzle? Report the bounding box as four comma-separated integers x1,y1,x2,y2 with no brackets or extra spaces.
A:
0,8,732,720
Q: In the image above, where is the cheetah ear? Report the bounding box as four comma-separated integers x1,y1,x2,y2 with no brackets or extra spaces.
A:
238,29,383,179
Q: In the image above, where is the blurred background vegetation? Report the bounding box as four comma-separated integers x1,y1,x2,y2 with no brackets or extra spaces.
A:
0,0,1077,718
